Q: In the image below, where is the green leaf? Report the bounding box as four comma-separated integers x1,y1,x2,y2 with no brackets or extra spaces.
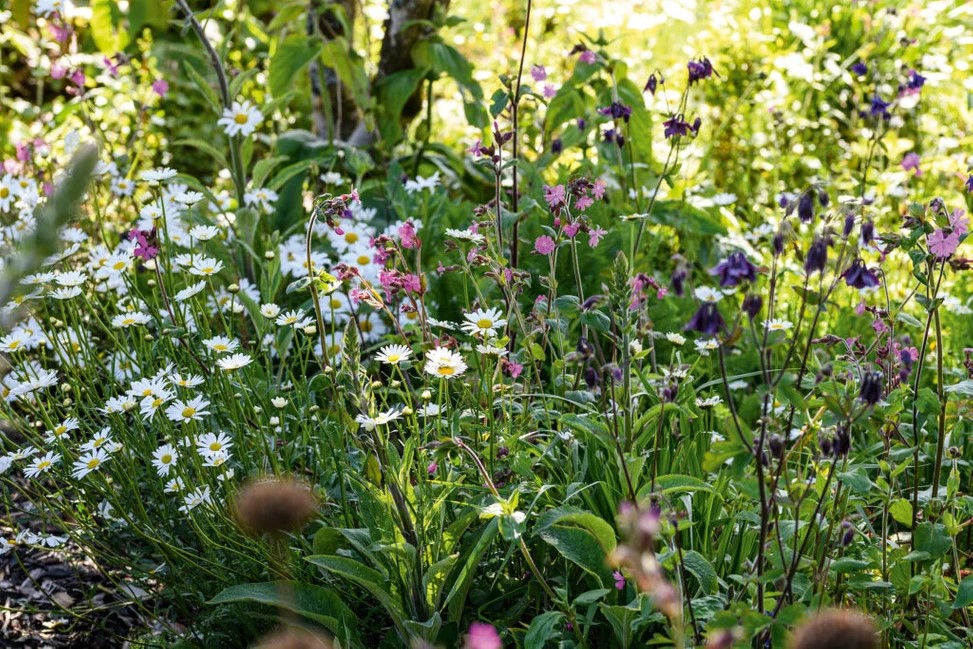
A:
444,518,499,620
183,62,222,113
306,555,407,634
640,474,719,499
90,0,129,54
172,138,229,169
913,523,951,560
209,581,358,642
270,35,324,100
375,69,427,143
322,38,371,109
944,380,973,396
837,466,873,494
536,507,617,554
682,550,718,594
889,499,913,527
312,527,350,556
525,611,564,649
952,575,973,609
537,525,613,586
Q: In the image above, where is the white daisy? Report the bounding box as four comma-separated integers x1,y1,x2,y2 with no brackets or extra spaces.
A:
24,452,60,479
217,99,262,137
165,396,211,423
152,444,178,477
197,432,233,458
217,353,252,371
375,344,412,365
424,347,467,379
460,307,508,338
202,336,239,354
72,449,110,479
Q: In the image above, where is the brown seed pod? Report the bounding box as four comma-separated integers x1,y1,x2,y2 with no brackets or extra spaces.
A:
789,609,878,649
254,628,332,649
233,478,318,536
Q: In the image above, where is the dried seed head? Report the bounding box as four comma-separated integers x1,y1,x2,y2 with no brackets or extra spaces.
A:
789,609,878,649
254,629,332,649
233,478,318,536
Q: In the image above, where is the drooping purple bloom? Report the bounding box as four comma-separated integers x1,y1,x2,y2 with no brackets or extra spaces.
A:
598,101,632,123
644,73,660,95
804,237,829,274
742,293,763,319
842,258,880,289
851,61,868,76
797,192,815,223
859,371,883,406
965,174,973,193
709,251,758,287
663,115,700,139
687,56,715,85
868,95,891,120
861,219,875,244
685,303,724,335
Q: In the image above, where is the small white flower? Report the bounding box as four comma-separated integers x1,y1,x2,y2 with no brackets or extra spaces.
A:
695,396,723,409
712,192,738,206
217,99,262,137
271,397,287,409
24,452,60,479
764,319,794,332
694,287,723,303
460,308,508,338
111,312,152,328
179,486,212,513
260,303,281,318
694,338,720,356
404,172,440,194
174,281,206,302
152,444,178,477
189,225,220,241
445,228,485,244
217,353,252,371
665,332,686,346
140,168,178,184
197,432,233,458
202,336,239,354
375,344,413,365
189,257,224,277
424,347,467,379
72,449,110,479
165,396,211,423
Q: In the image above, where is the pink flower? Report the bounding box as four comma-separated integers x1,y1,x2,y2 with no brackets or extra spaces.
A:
579,50,596,64
543,184,566,207
588,227,607,248
51,63,67,80
901,152,921,176
543,84,556,98
928,228,960,258
505,361,523,378
152,79,169,97
574,195,593,211
950,209,968,236
464,622,501,649
427,462,438,474
48,22,72,43
534,235,556,255
398,220,420,249
103,56,121,76
530,65,547,82
563,222,580,238
402,273,422,294
592,178,607,200
613,570,626,590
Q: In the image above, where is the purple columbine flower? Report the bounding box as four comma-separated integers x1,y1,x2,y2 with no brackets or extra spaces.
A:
710,251,758,287
851,61,868,76
859,371,883,406
742,293,763,319
598,101,632,123
868,94,891,120
687,56,715,85
797,191,815,223
965,174,973,193
861,219,875,244
685,303,724,335
644,73,660,95
804,237,829,274
663,115,700,139
842,258,880,289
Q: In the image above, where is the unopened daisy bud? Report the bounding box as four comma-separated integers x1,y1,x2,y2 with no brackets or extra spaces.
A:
269,416,280,426
228,283,240,293
302,325,316,335
309,405,320,413
271,397,287,409
390,380,401,388
264,250,275,260
402,406,413,415
371,380,382,389
60,383,71,393
144,334,154,341
147,279,157,288
630,339,643,354
665,332,686,346
789,609,877,649
260,303,281,318
61,398,72,407
421,389,432,400
254,406,263,414
233,478,318,536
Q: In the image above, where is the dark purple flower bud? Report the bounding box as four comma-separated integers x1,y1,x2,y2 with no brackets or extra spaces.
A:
644,73,658,95
833,424,851,457
768,434,784,459
965,174,973,193
551,138,563,155
615,132,625,148
906,69,925,90
670,262,688,297
859,371,883,405
778,194,790,209
709,251,759,287
804,237,829,274
685,303,724,335
742,293,763,319
661,383,678,403
597,101,632,123
584,365,599,389
840,520,855,546
817,189,830,208
581,294,603,310
576,118,586,130
842,258,880,289
843,213,855,237
797,191,815,223
818,435,833,457
851,61,868,76
861,219,875,244
772,232,784,256
603,128,616,143
577,336,594,358
496,446,509,458
691,116,702,134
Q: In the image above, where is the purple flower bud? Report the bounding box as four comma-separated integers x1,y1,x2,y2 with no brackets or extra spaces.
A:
861,219,875,244
685,303,724,335
842,258,880,290
797,192,815,223
644,73,658,95
859,371,883,406
742,293,763,319
772,232,784,256
804,237,829,274
840,520,855,546
851,61,868,76
843,213,856,238
710,251,759,287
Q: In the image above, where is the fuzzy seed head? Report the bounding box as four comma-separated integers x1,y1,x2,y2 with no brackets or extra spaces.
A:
233,478,318,535
789,609,878,649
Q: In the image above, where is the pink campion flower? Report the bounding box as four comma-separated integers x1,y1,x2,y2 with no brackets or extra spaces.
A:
51,63,67,79
579,50,596,64
427,462,438,474
530,65,547,82
103,56,121,76
588,227,607,247
928,228,960,258
48,22,72,43
152,79,169,97
613,570,626,590
592,178,607,200
467,139,486,157
43,182,54,196
563,222,580,238
950,209,968,236
402,273,422,294
855,300,867,316
504,360,523,378
574,195,594,211
398,220,420,249
543,184,566,207
901,152,921,176
534,235,556,255
872,319,889,334
15,142,31,163
131,229,159,261
464,622,501,649
543,84,556,98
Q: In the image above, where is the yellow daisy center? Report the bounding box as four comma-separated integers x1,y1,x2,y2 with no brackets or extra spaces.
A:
437,366,455,376
234,112,249,124
476,318,493,329
181,407,196,418
87,458,101,469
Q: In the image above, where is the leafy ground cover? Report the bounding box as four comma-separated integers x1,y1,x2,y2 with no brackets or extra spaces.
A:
1,0,973,647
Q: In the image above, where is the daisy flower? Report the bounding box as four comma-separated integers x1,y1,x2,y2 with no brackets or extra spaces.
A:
276,309,307,326
445,228,485,244
179,486,212,513
170,373,205,389
189,257,224,277
72,449,110,479
165,396,211,423
189,225,220,241
197,432,233,458
460,307,508,338
152,444,178,477
202,336,239,354
665,333,686,346
174,281,206,302
140,168,178,184
164,477,185,493
355,408,402,431
375,344,412,365
764,319,794,332
260,303,281,318
24,452,60,478
49,287,82,300
112,312,152,328
424,347,467,379
44,417,79,443
217,100,262,137
217,353,252,371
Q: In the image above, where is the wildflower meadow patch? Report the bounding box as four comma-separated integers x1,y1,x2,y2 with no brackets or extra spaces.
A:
1,0,972,647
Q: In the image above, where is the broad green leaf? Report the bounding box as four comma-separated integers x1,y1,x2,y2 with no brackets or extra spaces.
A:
183,62,222,113
889,499,913,527
525,611,564,649
306,555,408,632
953,575,973,609
269,35,324,100
913,523,951,560
538,525,613,586
375,69,427,144
536,507,617,554
91,0,130,54
682,550,718,594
